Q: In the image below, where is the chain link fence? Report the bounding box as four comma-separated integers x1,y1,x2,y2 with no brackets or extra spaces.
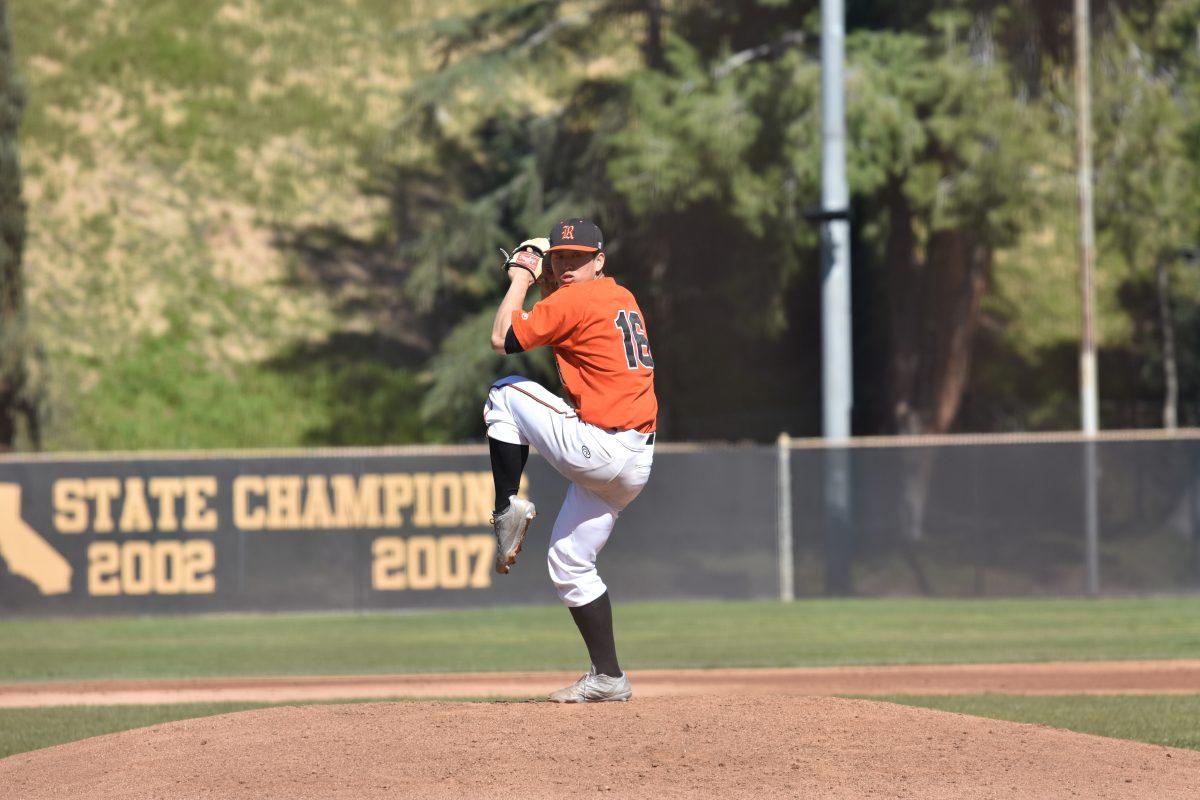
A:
1,432,1197,615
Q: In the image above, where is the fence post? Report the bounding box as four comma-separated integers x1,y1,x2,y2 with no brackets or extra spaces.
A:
777,432,794,602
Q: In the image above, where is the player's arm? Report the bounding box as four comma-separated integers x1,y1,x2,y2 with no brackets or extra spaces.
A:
490,269,534,354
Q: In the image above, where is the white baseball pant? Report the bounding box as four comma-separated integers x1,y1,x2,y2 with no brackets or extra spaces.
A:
483,375,654,606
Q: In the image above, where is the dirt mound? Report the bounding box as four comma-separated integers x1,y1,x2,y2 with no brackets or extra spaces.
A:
3,696,1197,799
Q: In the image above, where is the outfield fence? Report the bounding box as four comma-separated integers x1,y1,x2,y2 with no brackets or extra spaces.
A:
785,430,1200,599
1,430,1198,615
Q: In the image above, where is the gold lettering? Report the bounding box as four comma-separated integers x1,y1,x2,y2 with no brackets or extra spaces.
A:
182,477,218,532
86,478,121,533
438,535,469,589
87,539,216,596
412,474,432,527
467,535,492,588
332,474,382,528
121,540,153,595
461,472,492,526
430,473,462,527
148,478,185,532
54,479,88,533
301,475,334,528
371,536,406,590
371,534,494,592
265,475,303,529
184,540,216,593
382,474,413,527
154,540,185,594
407,535,437,589
87,541,120,595
233,476,265,530
119,477,153,532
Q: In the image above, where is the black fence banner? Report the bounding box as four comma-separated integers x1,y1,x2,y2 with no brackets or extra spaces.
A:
0,446,778,616
4,436,1198,615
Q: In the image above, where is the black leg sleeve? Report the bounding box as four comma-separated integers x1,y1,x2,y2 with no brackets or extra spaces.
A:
488,437,529,514
568,591,621,677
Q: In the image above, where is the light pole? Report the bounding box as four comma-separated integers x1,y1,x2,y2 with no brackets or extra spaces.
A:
1074,0,1100,595
818,0,853,595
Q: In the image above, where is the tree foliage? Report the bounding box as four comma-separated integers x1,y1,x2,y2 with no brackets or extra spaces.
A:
383,1,1080,439
232,0,1196,442
846,27,1041,433
0,0,33,448
3,0,1195,448
1089,3,1200,427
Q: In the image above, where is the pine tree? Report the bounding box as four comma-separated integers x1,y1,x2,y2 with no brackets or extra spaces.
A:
378,0,1198,440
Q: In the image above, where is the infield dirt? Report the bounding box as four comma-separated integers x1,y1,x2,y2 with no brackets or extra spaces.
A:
2,659,1199,707
3,695,1198,799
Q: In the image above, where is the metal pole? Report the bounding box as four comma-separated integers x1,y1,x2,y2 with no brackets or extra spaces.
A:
820,0,854,595
1157,256,1178,429
1083,440,1100,594
1075,0,1101,595
821,0,852,440
777,433,794,602
1075,0,1098,437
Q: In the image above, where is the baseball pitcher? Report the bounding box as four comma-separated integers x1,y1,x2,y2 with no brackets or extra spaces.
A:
485,218,657,703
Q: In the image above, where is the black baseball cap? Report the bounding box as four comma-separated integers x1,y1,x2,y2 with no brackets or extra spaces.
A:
546,219,604,253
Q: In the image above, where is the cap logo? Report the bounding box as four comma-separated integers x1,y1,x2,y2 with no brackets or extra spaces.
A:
562,225,575,240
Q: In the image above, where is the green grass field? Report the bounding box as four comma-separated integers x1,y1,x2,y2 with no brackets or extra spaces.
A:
4,597,1200,682
2,597,1198,760
884,694,1200,751
0,703,273,760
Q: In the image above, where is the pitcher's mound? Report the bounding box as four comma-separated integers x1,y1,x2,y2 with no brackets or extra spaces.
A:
2,696,1197,799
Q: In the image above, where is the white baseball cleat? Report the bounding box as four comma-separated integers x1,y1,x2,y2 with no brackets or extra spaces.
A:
548,666,632,703
491,495,536,574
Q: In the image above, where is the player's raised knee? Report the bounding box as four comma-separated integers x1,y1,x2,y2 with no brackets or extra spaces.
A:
547,546,603,606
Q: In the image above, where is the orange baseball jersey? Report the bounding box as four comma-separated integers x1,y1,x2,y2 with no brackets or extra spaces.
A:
510,277,657,433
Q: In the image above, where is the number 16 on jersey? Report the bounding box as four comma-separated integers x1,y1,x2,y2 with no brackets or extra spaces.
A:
614,310,654,370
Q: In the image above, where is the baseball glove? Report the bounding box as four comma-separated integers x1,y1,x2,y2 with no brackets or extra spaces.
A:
500,237,549,280
500,237,558,296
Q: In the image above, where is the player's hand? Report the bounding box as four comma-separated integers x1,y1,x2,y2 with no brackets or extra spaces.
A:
500,238,549,283
508,266,535,287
